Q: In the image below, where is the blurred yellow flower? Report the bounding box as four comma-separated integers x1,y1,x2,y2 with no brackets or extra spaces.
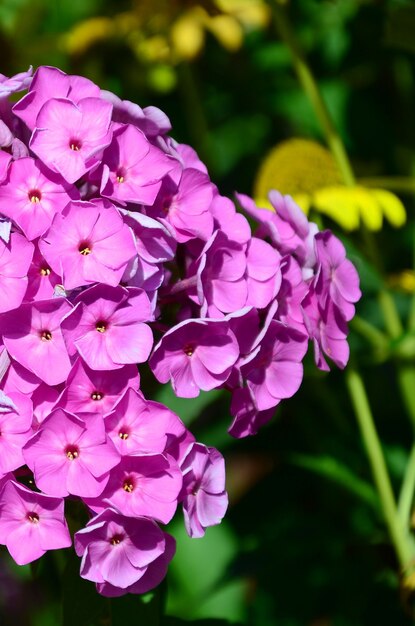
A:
62,0,271,71
254,139,406,231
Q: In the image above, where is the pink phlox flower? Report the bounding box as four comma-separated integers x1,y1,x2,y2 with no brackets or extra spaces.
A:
241,320,308,411
74,508,173,595
58,358,139,417
0,390,33,474
0,480,71,565
23,408,121,498
0,151,11,184
245,237,282,309
31,383,63,427
0,233,34,313
30,96,113,184
150,318,239,398
61,285,153,370
0,120,13,147
39,200,137,290
196,230,248,316
151,168,215,243
175,143,208,173
13,66,99,131
314,230,361,322
274,256,308,333
1,298,72,386
0,68,32,98
180,443,228,538
228,387,274,438
104,388,170,456
25,245,62,302
96,532,176,597
88,454,182,524
1,357,41,396
100,124,175,206
0,157,79,240
210,193,251,245
101,90,172,137
302,285,350,371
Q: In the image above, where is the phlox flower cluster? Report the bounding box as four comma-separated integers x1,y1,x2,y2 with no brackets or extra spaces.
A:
0,66,360,596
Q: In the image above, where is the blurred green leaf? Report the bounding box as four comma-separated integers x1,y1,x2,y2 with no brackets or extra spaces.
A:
154,385,222,427
111,586,165,626
289,452,379,510
385,6,415,54
163,619,243,626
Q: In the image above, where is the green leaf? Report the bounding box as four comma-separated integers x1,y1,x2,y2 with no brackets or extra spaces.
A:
163,619,243,626
154,385,223,428
289,453,379,510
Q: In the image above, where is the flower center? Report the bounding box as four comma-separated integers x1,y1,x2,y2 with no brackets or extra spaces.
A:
183,343,195,357
91,391,103,401
78,242,92,256
28,189,42,203
122,476,135,493
40,266,51,276
26,512,39,524
110,533,124,546
40,330,52,341
65,444,80,460
118,429,129,440
69,138,82,151
115,167,126,183
95,321,107,333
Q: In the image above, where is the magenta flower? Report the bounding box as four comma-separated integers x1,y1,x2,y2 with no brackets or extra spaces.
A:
0,391,33,474
241,321,308,411
100,124,174,205
61,285,153,370
0,151,11,183
0,157,78,240
180,443,228,538
105,388,170,456
58,359,139,417
150,319,239,398
30,96,113,183
196,231,247,316
245,237,282,309
96,533,176,597
25,245,61,302
228,387,274,438
13,66,99,130
1,298,72,386
314,231,361,322
90,454,182,524
0,233,34,313
39,200,136,290
74,508,173,595
23,408,120,498
154,168,215,243
0,480,71,565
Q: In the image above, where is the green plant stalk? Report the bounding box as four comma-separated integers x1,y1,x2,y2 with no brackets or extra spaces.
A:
351,316,389,350
346,368,414,570
399,441,415,528
272,0,415,540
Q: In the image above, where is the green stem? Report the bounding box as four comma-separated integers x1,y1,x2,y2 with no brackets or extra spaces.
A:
351,315,389,350
346,368,413,570
378,290,404,339
397,365,415,432
399,442,415,527
272,3,355,187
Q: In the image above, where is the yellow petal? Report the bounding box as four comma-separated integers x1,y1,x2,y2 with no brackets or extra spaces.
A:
206,15,244,51
62,17,114,55
170,10,206,60
352,187,383,231
313,187,360,231
370,189,406,227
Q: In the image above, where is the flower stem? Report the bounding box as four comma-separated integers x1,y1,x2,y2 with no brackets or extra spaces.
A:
272,3,355,187
399,442,415,528
346,368,414,569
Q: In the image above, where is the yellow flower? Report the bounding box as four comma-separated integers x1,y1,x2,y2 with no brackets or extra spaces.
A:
254,139,406,231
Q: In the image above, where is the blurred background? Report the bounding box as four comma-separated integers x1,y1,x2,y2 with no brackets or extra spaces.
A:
2,0,415,624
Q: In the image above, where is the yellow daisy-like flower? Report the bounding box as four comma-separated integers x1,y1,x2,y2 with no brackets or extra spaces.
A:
254,139,406,231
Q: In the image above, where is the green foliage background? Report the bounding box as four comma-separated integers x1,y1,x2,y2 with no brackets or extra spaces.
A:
2,1,415,624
